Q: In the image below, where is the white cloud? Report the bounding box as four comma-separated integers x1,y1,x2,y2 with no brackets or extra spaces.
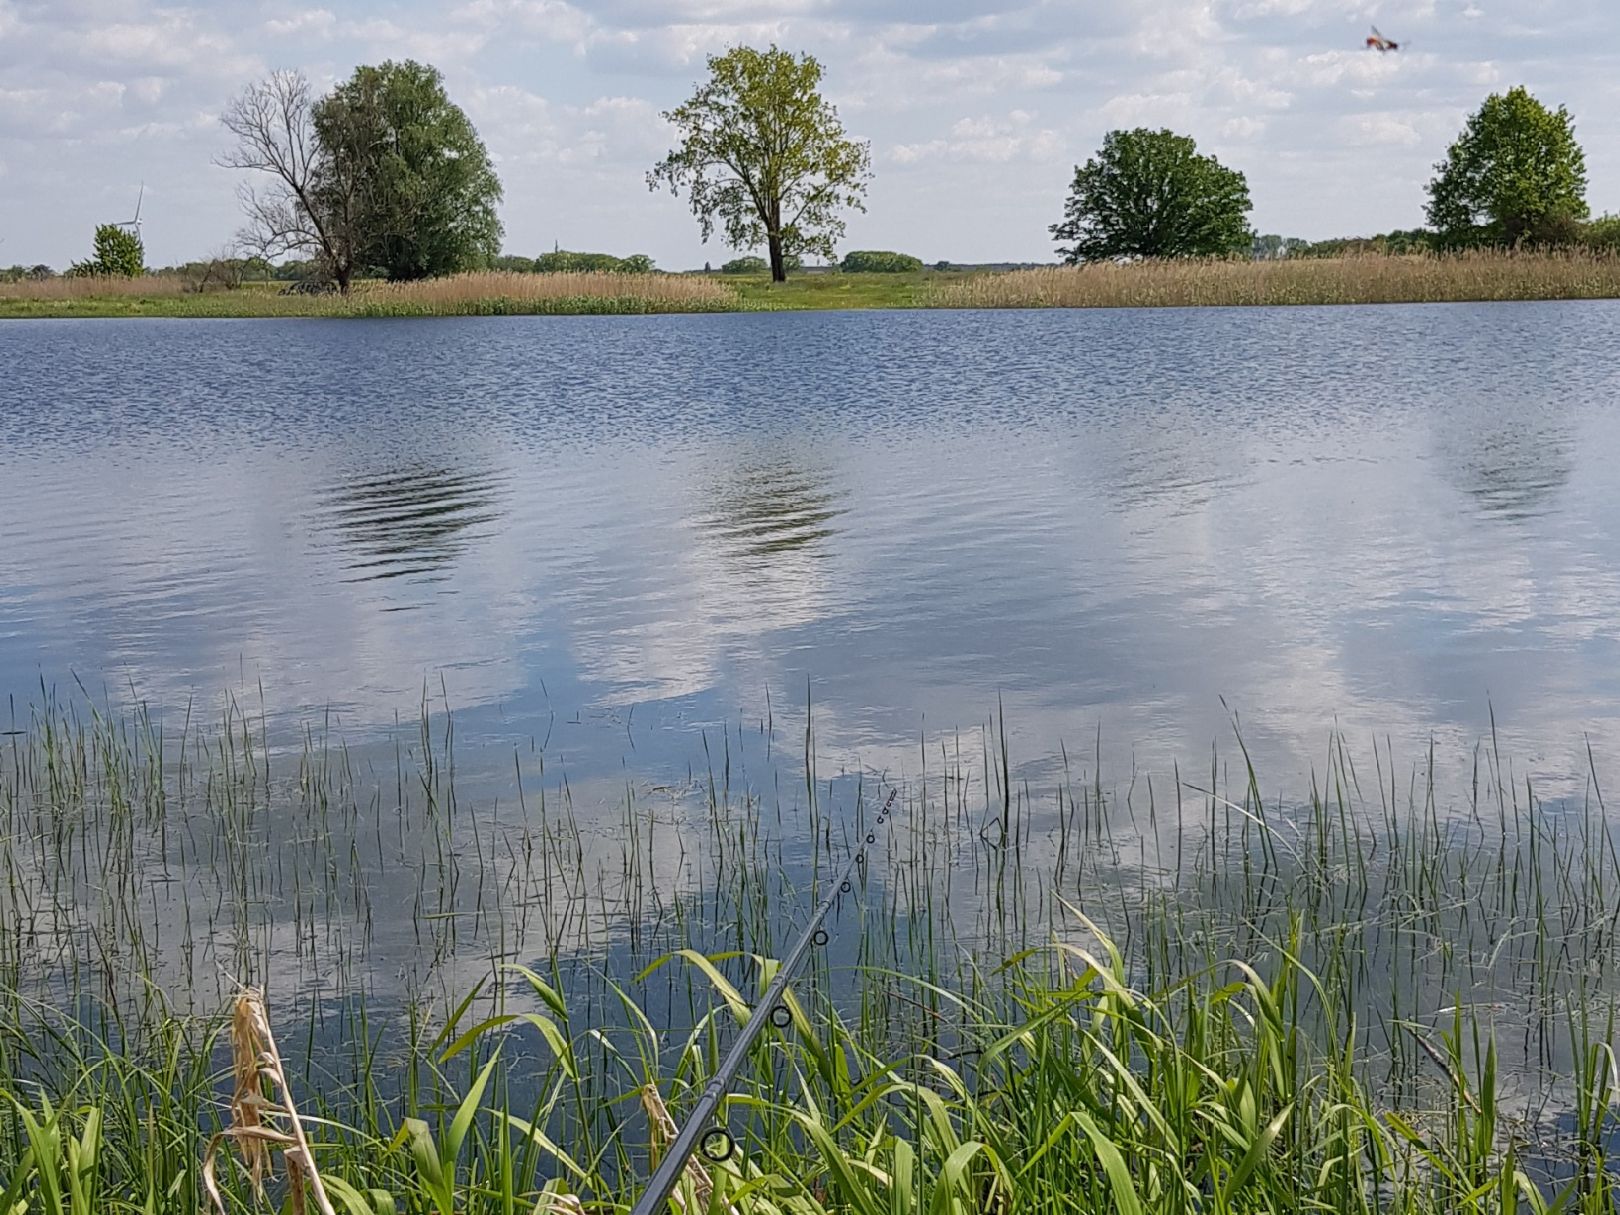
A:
1222,114,1267,139
1340,111,1423,147
892,109,1062,165
0,0,1617,267
263,9,336,37
450,0,592,44
338,17,489,63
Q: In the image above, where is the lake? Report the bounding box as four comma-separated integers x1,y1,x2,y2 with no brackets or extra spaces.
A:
5,304,1620,794
7,302,1620,1175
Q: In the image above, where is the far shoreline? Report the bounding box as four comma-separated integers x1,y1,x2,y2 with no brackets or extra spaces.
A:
5,251,1619,320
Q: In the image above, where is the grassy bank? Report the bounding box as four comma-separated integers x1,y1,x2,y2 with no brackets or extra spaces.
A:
931,247,1620,308
726,269,971,310
4,693,1620,1211
8,251,1620,319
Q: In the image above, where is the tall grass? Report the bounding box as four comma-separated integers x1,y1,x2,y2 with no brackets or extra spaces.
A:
0,271,739,317
343,271,737,316
0,273,194,300
930,248,1620,309
3,692,1620,1211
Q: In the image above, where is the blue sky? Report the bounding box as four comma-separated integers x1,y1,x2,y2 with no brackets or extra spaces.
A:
1,0,1616,269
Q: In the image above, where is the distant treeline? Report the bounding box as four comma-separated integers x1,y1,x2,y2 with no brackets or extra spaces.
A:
1254,215,1620,261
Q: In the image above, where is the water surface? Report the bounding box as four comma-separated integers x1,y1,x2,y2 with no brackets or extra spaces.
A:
8,303,1620,1133
5,304,1620,795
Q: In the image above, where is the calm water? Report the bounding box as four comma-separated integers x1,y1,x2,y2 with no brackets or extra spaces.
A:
4,304,1620,796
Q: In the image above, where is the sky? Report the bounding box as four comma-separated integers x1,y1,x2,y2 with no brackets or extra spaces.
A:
0,0,1616,270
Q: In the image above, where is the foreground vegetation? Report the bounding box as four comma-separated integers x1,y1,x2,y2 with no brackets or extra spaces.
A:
4,691,1620,1212
7,251,1620,318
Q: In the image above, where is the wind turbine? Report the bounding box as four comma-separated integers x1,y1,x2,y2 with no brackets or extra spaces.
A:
114,183,145,238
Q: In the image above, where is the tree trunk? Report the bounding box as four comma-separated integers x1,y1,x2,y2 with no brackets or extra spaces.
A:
767,234,786,283
336,265,352,296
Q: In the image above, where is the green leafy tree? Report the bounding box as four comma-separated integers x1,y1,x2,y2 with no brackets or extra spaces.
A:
840,250,924,273
70,224,145,277
533,251,654,273
1051,128,1253,263
1583,215,1620,250
1252,234,1313,261
315,60,504,280
1426,87,1587,247
536,250,620,273
649,45,871,282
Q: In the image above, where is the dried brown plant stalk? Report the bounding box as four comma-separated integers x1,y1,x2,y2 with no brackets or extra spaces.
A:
640,1085,739,1215
202,988,336,1215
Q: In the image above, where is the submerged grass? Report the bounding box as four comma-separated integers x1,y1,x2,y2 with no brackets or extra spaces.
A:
3,692,1620,1212
929,248,1620,309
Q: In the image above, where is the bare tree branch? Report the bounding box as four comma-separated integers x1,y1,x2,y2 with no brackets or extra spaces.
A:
217,71,359,292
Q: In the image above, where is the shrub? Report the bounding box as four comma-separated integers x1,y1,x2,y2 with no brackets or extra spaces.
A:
1,264,55,282
178,253,250,293
840,250,924,273
719,253,801,275
1582,214,1620,249
69,224,145,277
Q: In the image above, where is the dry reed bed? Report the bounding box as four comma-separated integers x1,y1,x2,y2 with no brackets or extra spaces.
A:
0,270,739,316
344,270,736,315
0,273,194,300
931,249,1620,309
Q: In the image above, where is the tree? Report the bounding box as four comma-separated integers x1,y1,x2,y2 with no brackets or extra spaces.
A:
1584,215,1620,250
1051,128,1253,263
1427,87,1588,247
721,253,800,275
841,250,924,273
315,61,503,281
533,251,654,273
649,45,870,283
70,224,144,276
219,70,364,293
1251,234,1316,261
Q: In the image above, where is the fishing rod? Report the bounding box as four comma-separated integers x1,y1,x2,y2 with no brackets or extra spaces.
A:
627,785,898,1215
